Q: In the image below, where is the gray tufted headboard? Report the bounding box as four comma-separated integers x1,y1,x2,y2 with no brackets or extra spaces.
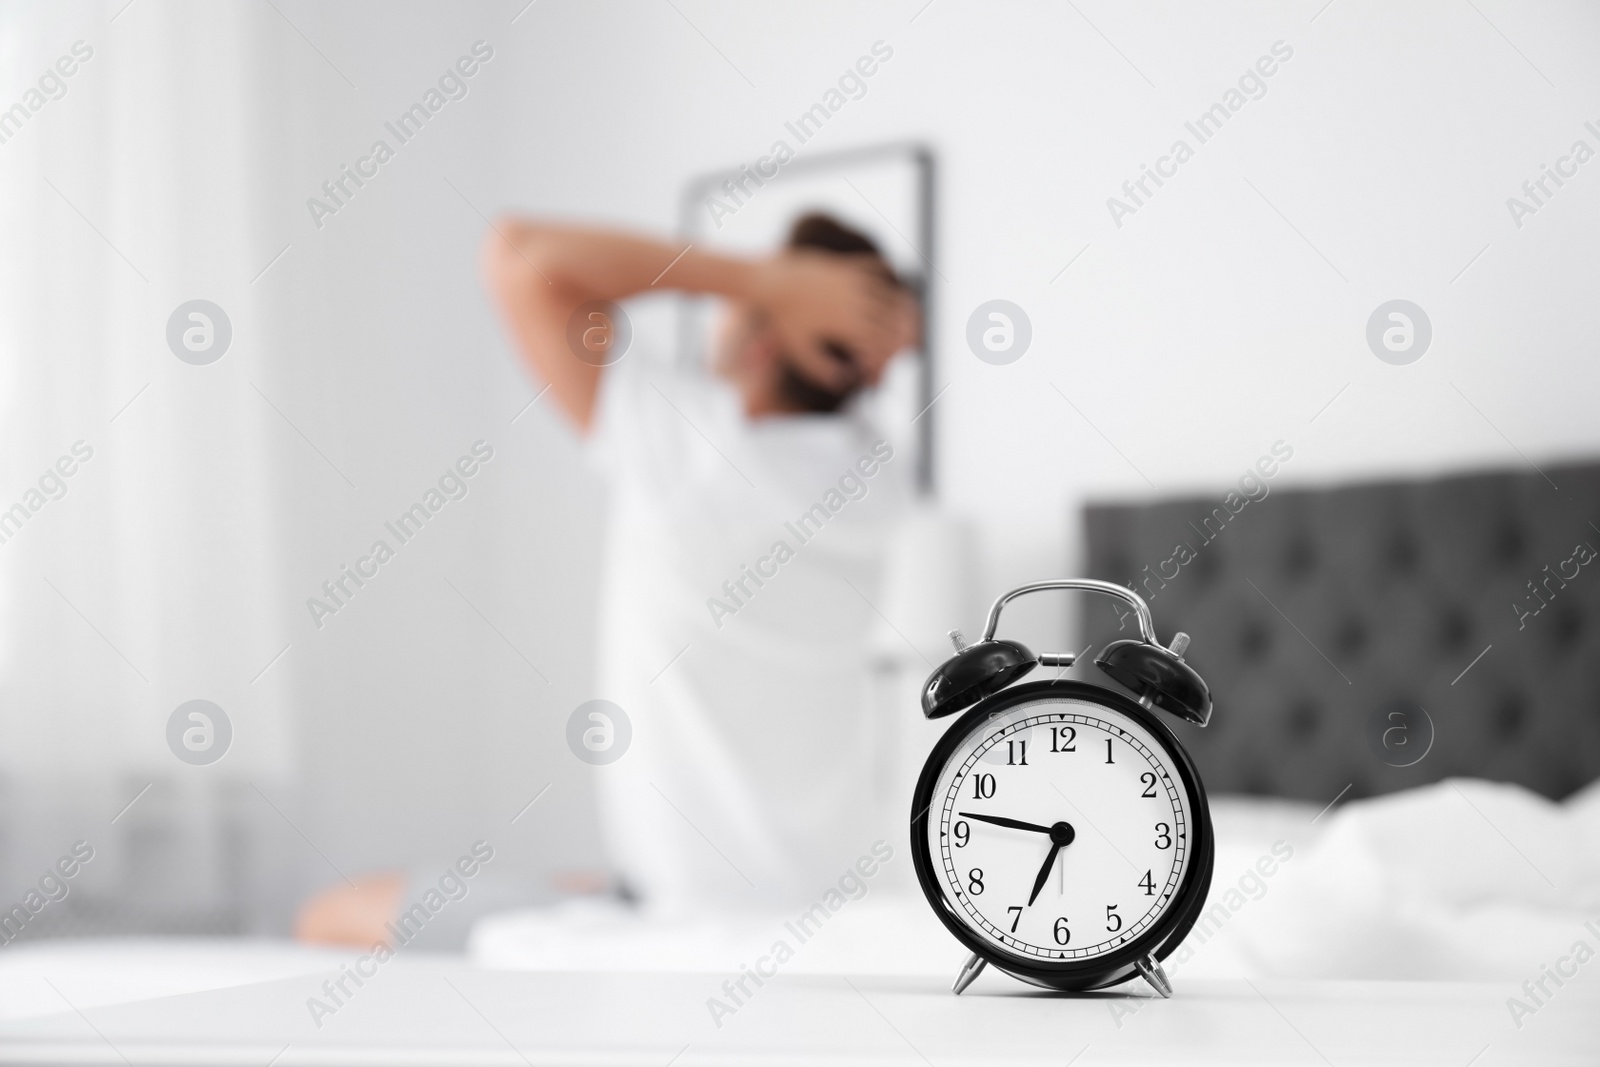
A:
1080,461,1600,803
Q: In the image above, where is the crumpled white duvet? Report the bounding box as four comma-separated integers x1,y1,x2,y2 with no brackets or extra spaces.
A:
470,777,1600,983
1194,776,1600,982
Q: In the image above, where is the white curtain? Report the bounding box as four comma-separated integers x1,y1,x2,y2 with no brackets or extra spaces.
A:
0,0,618,937
0,1,298,933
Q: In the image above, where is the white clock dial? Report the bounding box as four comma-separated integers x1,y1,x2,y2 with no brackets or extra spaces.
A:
926,697,1192,962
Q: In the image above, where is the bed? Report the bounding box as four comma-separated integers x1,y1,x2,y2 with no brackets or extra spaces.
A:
2,462,1597,1063
1078,459,1600,804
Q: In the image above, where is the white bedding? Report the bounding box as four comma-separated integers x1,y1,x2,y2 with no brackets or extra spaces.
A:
0,777,1593,1024
470,777,1600,985
1218,776,1600,982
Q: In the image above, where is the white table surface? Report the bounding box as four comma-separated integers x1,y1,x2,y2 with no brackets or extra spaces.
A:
0,959,1593,1066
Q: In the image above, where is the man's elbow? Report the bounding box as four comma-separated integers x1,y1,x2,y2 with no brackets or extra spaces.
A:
480,217,547,289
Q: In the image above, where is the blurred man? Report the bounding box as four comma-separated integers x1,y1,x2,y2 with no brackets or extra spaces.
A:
482,212,918,914
295,212,919,941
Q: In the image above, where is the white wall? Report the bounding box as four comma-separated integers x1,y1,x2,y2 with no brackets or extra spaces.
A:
489,0,1600,646
3,0,1598,927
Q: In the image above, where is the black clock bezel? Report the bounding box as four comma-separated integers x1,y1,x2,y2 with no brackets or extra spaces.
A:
910,677,1215,991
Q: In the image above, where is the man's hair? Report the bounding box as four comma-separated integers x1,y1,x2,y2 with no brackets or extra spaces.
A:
787,212,883,258
776,213,902,413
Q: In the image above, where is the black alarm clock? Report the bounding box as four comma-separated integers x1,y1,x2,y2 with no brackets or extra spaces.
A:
910,579,1215,998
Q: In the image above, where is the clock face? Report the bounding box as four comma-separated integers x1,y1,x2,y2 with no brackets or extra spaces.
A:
924,696,1194,964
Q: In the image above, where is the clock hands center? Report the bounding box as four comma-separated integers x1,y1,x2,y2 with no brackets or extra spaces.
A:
957,811,1077,907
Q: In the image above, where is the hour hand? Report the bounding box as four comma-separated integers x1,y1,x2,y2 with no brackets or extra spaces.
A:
1027,843,1062,906
956,812,1054,835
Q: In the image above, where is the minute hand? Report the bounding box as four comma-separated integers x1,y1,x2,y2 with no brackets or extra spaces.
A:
956,812,1054,835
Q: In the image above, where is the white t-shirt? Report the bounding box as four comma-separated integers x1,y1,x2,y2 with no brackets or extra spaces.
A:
589,353,911,916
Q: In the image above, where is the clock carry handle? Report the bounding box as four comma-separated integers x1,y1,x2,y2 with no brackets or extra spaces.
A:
983,578,1211,726
982,579,1158,652
922,578,1207,723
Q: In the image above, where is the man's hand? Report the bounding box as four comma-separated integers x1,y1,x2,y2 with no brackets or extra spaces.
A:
752,251,917,391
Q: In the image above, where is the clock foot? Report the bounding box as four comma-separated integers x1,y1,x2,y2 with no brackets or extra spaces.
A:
951,952,987,995
1135,954,1172,998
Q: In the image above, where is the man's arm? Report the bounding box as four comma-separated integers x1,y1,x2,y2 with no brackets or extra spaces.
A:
481,219,907,430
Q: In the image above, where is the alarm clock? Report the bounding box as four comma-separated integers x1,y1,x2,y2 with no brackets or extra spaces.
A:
910,579,1214,998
